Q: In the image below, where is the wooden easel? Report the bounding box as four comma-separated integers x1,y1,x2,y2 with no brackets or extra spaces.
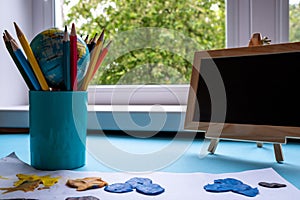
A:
207,33,284,162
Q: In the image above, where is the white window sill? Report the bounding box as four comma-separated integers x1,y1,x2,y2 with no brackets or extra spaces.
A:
87,85,189,105
0,105,187,132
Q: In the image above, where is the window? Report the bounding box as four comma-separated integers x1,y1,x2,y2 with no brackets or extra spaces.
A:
56,0,225,86
54,0,289,105
226,0,288,48
54,0,228,105
290,0,300,42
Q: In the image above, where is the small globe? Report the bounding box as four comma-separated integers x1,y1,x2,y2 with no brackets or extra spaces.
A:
30,28,90,88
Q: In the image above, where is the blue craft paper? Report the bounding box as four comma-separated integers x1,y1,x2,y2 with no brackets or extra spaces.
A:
204,178,259,197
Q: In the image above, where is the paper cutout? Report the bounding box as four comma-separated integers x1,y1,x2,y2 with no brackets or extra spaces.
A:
136,183,165,195
125,177,152,189
0,173,60,194
104,183,133,193
66,177,108,191
204,178,259,197
15,174,60,188
0,180,40,194
259,182,287,188
105,177,165,195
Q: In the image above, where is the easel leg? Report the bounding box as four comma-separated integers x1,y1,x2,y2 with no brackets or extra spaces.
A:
257,142,263,148
208,139,220,154
273,144,284,162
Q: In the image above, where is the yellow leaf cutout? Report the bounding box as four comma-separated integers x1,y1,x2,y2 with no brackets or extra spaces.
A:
15,174,61,187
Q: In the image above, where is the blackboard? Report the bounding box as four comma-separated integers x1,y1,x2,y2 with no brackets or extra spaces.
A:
185,42,300,144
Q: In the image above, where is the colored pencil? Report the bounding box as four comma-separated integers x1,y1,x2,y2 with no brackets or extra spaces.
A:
14,22,49,91
79,29,105,90
70,23,78,91
10,39,41,90
84,35,89,44
4,30,17,43
90,40,112,83
63,25,71,91
3,32,35,90
87,33,97,52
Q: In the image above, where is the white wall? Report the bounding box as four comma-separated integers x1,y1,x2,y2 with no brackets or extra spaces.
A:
0,0,33,106
0,0,55,107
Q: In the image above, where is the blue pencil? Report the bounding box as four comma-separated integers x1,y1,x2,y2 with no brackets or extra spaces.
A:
63,25,71,90
3,31,35,90
10,40,41,91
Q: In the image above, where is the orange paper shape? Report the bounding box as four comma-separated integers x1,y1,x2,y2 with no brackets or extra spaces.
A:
66,177,108,191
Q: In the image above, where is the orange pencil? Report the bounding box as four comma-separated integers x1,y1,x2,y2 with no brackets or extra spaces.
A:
79,29,105,90
90,40,112,82
70,23,78,91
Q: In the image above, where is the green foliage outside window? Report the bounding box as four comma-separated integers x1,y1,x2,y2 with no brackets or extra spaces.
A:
64,0,225,85
290,3,300,42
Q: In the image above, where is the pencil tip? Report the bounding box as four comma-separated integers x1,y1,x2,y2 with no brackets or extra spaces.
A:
106,40,112,48
2,32,7,42
91,33,98,43
13,22,18,29
63,26,69,41
4,30,13,40
99,29,105,41
71,23,76,35
13,22,22,36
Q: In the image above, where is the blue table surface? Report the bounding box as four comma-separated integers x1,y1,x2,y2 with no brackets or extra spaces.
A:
1,133,300,189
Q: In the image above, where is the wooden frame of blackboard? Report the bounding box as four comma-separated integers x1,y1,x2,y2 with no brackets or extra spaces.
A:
185,42,300,162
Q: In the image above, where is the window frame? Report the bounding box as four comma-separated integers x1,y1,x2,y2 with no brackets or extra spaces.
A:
226,0,288,48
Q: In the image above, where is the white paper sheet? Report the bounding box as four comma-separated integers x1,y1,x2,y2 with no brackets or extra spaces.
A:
0,153,299,200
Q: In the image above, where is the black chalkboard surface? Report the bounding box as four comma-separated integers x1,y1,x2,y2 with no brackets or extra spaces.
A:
185,42,300,144
195,52,300,126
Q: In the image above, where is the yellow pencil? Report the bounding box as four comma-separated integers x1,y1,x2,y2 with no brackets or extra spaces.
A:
14,22,49,91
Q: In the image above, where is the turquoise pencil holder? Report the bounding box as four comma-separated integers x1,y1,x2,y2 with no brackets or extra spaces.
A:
29,91,87,170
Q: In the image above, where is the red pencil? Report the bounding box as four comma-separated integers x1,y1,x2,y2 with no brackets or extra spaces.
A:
70,23,78,91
